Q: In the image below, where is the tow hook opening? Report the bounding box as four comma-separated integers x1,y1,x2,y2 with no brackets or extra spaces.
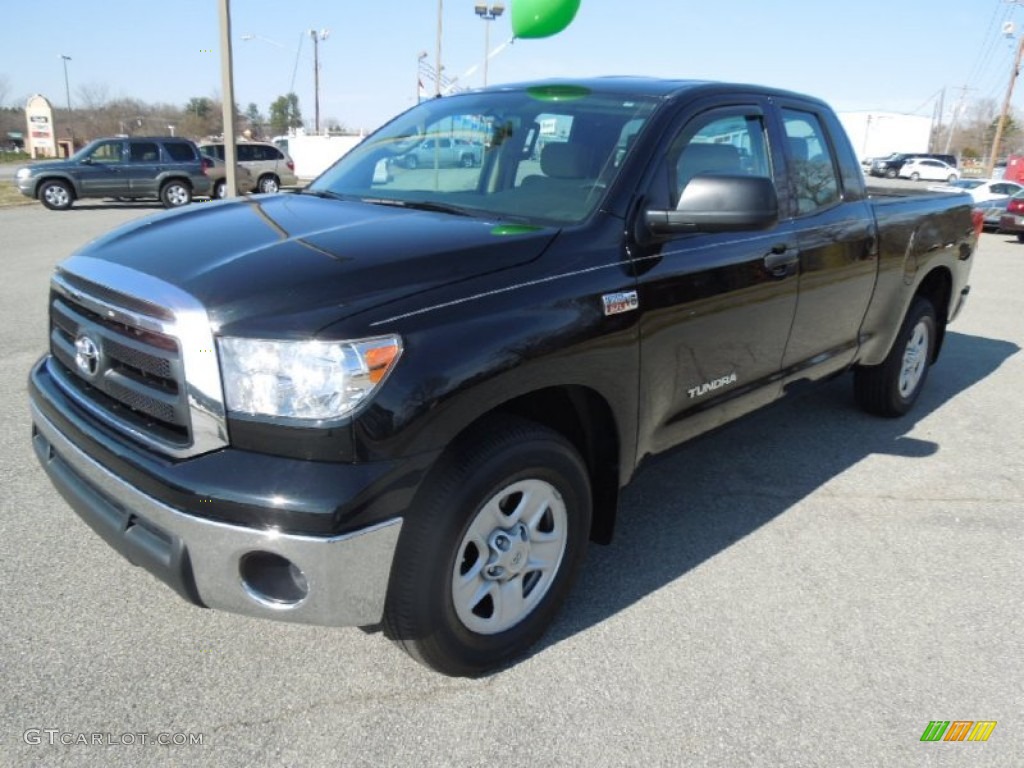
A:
239,551,309,606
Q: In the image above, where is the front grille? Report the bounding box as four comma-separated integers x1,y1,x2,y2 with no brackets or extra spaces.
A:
48,289,191,449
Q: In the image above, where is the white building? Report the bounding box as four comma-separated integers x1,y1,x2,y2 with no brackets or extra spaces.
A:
836,111,933,162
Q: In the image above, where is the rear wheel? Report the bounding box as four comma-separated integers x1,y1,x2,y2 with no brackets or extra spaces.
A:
947,174,957,183
213,180,227,199
404,155,418,170
257,174,280,193
39,180,73,210
160,180,192,208
854,296,937,417
461,153,475,168
384,416,591,676
1016,233,1024,243
885,168,897,179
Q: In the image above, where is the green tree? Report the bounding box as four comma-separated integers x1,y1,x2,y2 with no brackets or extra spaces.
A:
268,93,302,136
244,102,264,137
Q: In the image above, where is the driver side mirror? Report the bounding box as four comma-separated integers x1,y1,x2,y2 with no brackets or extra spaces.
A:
644,175,778,235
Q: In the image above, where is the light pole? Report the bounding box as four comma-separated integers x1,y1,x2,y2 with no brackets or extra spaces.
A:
474,3,504,87
309,28,329,134
435,0,443,97
59,54,73,145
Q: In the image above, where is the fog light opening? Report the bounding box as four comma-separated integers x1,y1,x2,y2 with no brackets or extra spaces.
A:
239,551,309,607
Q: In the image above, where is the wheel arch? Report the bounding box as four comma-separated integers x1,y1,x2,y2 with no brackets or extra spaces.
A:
436,385,622,545
914,266,952,361
34,175,78,199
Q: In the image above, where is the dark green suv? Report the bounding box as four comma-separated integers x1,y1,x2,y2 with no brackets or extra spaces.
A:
15,137,212,210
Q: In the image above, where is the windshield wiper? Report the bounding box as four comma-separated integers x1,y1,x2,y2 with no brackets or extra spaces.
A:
361,198,474,217
298,189,351,201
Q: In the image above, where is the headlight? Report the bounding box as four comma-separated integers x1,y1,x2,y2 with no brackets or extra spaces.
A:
217,335,402,420
16,168,31,180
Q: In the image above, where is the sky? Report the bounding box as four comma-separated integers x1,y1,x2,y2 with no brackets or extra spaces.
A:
1,0,1022,134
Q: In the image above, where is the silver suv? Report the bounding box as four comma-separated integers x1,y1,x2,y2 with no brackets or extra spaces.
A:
199,141,298,193
15,137,211,210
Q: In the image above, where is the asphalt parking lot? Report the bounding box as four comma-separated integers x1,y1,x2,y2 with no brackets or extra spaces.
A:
1,200,1021,767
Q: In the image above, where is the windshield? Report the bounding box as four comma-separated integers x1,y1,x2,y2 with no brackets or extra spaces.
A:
950,179,983,189
309,86,658,225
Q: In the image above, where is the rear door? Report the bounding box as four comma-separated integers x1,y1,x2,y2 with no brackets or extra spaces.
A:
773,103,877,382
125,140,161,197
634,98,800,455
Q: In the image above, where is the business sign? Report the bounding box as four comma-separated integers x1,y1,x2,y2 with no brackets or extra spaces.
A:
25,94,57,158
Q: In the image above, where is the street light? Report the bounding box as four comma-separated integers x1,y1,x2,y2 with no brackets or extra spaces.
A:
59,54,73,144
474,3,504,87
309,28,329,134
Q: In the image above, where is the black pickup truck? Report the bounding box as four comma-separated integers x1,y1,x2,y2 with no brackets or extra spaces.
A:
29,79,978,676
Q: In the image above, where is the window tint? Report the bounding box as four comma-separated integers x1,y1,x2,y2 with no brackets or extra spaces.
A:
237,145,256,162
88,141,123,163
669,110,771,207
130,142,160,162
164,141,197,162
782,109,840,215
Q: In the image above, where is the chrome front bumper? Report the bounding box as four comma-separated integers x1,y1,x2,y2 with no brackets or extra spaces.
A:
31,401,402,627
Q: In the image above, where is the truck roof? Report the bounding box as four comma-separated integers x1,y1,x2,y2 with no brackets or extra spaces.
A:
483,76,827,106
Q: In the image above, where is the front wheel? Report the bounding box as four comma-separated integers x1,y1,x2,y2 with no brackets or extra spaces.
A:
910,172,920,181
885,168,897,179
384,417,592,676
947,174,958,183
854,296,937,417
213,180,227,199
39,180,73,210
160,180,192,208
461,153,475,168
257,174,280,193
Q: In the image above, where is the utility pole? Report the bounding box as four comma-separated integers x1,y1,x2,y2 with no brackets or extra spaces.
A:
218,0,238,197
310,29,329,134
987,34,1024,176
943,85,973,155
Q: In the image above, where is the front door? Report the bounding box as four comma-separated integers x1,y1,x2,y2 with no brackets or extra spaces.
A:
75,140,126,196
635,102,799,457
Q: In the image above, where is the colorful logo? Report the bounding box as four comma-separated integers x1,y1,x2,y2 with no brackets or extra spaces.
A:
920,721,997,742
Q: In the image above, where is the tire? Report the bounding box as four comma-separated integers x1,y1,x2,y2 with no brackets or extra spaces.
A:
405,155,418,170
854,296,937,417
160,180,192,208
213,180,226,199
257,174,280,194
885,168,897,179
1016,233,1024,243
947,174,957,183
384,416,592,676
39,180,73,210
910,172,920,181
461,153,475,168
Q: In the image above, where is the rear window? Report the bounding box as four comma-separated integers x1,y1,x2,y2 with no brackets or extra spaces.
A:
164,142,197,162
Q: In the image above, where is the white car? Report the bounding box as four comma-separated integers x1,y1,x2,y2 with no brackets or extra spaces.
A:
927,178,1023,203
899,158,959,183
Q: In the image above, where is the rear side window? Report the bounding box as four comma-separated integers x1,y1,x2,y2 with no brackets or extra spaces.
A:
782,109,840,216
237,145,256,162
130,142,160,162
164,142,197,162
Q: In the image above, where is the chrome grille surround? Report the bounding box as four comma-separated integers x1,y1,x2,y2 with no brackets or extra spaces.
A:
48,255,228,458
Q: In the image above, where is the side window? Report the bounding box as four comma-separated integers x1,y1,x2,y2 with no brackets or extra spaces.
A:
129,142,159,162
669,110,771,208
237,145,255,162
164,142,197,162
782,109,840,215
88,141,123,163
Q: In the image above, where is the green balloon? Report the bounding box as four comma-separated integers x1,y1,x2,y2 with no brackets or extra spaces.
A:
511,0,581,39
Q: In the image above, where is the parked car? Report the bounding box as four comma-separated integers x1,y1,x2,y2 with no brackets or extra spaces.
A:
899,158,959,182
975,197,1010,231
928,178,1023,203
398,137,481,169
998,191,1024,241
199,141,298,193
871,152,958,179
198,152,257,198
14,136,211,210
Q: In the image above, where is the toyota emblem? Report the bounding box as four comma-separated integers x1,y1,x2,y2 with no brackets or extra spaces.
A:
74,335,101,377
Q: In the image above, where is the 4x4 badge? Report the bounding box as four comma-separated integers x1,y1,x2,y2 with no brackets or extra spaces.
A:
602,291,639,316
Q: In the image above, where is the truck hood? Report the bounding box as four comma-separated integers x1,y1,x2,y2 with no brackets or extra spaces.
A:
65,193,558,337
